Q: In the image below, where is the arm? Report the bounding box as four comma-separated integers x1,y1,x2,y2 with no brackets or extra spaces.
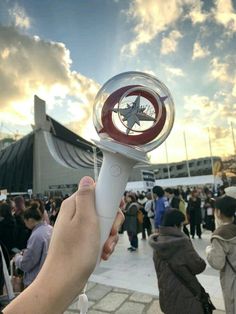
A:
155,200,166,228
184,240,206,274
206,238,226,270
14,235,43,272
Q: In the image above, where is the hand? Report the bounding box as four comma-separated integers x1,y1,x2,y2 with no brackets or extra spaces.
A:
3,176,124,314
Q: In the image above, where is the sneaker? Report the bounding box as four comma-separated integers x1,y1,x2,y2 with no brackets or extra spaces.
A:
127,247,133,251
130,247,137,252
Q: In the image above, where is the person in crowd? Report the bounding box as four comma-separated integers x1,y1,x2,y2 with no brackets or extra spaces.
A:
49,197,62,226
152,186,169,232
149,209,207,314
206,195,236,314
14,202,53,288
2,176,124,314
144,192,155,233
44,198,52,212
13,196,30,250
218,185,226,197
123,193,141,252
0,202,17,296
0,202,16,257
138,194,151,239
187,190,202,239
203,191,215,232
118,191,128,234
34,199,50,224
173,189,190,238
165,188,180,209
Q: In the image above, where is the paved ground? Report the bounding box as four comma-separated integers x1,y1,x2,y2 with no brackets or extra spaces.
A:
65,229,226,313
65,282,225,314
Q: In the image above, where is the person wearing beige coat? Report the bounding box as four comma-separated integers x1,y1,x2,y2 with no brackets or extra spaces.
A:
206,196,236,314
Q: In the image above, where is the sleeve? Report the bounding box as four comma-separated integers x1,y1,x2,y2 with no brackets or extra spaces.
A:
144,201,151,213
15,234,43,272
206,238,226,270
155,200,165,228
183,241,206,274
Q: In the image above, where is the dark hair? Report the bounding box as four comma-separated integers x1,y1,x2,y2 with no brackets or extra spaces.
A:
172,188,178,196
54,197,62,209
152,186,164,197
14,196,25,207
34,199,45,216
128,193,137,203
163,209,185,227
23,202,43,221
215,196,236,218
0,203,12,220
165,188,173,194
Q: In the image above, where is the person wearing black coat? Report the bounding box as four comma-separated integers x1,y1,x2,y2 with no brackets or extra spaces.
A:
0,202,17,257
187,191,202,239
149,209,207,314
165,188,180,209
13,196,30,250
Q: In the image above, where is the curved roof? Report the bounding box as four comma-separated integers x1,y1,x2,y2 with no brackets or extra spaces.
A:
0,115,102,192
0,133,34,192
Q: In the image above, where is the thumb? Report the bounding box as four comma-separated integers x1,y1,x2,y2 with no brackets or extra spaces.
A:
75,176,97,223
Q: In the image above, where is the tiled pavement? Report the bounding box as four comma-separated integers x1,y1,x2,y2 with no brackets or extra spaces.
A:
65,282,225,314
65,230,226,313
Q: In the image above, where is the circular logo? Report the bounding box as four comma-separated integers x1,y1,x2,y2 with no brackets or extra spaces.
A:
99,85,167,145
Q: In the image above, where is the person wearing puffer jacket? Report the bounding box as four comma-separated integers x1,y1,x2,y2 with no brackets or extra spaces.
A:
206,194,236,314
149,209,207,314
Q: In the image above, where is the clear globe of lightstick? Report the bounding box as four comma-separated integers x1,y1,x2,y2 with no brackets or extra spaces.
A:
93,71,175,153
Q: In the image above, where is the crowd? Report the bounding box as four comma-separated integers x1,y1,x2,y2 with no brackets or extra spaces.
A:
120,184,223,252
0,182,236,313
120,184,236,313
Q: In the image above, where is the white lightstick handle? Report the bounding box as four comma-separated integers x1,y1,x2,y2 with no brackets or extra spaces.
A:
95,149,136,259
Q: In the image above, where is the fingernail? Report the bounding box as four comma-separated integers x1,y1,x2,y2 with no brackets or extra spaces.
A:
79,176,94,189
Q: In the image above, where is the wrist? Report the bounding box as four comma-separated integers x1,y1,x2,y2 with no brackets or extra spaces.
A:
35,259,87,313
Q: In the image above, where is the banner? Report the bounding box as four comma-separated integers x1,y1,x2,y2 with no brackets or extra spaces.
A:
141,170,155,189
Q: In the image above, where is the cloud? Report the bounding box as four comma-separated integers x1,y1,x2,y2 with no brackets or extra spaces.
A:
213,0,236,33
192,41,210,60
175,94,236,159
160,30,183,55
0,25,99,138
8,4,31,29
165,66,185,77
121,0,192,56
187,1,209,24
209,57,236,96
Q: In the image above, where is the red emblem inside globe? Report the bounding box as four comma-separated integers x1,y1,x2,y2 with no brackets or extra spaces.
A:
98,85,167,146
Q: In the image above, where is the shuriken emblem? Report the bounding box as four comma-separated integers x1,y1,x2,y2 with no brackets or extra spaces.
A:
99,85,168,146
112,95,156,134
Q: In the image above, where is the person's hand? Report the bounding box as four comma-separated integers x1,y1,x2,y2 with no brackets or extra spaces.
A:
37,176,123,299
3,176,124,314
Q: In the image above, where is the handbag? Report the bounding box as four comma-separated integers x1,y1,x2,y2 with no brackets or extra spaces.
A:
167,262,216,313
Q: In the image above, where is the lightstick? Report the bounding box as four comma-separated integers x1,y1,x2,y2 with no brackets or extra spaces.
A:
78,71,175,313
93,71,174,251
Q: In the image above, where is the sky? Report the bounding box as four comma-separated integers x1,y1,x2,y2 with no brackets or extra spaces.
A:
0,0,236,164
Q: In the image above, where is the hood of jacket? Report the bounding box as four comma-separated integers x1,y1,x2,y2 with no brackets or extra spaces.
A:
149,226,189,260
212,223,236,243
